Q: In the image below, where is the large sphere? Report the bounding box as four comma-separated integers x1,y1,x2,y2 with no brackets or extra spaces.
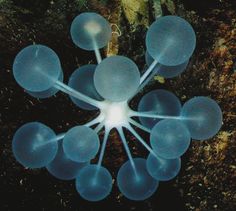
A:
46,140,88,180
94,56,140,102
150,119,191,159
12,122,58,168
146,16,196,66
117,158,159,201
146,154,181,181
13,45,62,92
63,126,100,163
68,64,103,110
181,97,222,140
70,12,112,50
145,51,189,78
138,89,181,129
76,165,113,201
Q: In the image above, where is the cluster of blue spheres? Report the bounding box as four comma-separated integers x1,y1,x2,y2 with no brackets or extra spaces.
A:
12,12,223,202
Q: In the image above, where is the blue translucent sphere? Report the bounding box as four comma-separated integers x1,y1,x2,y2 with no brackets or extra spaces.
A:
181,97,222,140
27,71,63,99
145,51,189,78
12,122,58,168
76,165,113,201
46,140,88,180
138,89,181,129
150,119,191,159
13,45,62,92
63,126,100,163
68,64,103,110
146,154,181,181
71,12,112,50
146,16,196,66
94,56,140,102
117,158,159,201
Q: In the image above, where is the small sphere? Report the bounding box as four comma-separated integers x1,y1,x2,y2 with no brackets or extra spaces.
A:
117,158,159,201
46,140,88,180
146,153,181,181
12,122,58,168
13,45,62,92
181,97,222,140
68,64,103,110
150,119,191,159
63,126,100,163
94,56,140,102
75,165,113,201
146,16,196,66
145,51,189,78
27,71,64,99
70,12,112,50
138,89,181,129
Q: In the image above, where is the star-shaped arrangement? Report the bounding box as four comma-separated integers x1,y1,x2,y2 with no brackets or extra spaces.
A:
12,13,222,201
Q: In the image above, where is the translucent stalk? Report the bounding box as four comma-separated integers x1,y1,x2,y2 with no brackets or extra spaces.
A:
138,63,161,92
54,80,102,108
94,122,104,133
129,118,151,133
140,60,158,84
117,127,138,177
126,125,157,158
130,110,184,120
84,116,103,127
97,127,110,168
92,37,102,64
34,133,65,149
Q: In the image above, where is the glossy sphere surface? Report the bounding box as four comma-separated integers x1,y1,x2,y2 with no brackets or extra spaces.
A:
46,141,88,180
146,154,181,181
145,51,189,78
12,122,58,168
150,119,191,159
13,45,61,92
138,89,181,129
63,126,100,163
94,56,140,102
68,64,103,110
146,16,196,66
117,158,159,201
71,12,111,50
76,165,113,201
181,97,222,140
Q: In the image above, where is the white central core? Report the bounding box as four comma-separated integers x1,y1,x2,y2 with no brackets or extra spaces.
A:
84,21,102,36
100,101,130,128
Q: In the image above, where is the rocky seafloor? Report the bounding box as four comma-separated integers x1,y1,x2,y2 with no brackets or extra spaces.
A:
0,0,235,210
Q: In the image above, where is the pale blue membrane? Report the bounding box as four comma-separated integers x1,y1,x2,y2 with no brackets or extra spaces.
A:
181,96,222,140
12,122,58,168
117,158,159,201
68,64,103,110
13,45,62,92
138,89,181,129
146,16,196,66
46,140,88,180
63,126,100,163
145,51,189,78
146,153,181,181
75,165,113,201
150,119,191,159
70,12,112,50
27,71,64,99
94,56,140,102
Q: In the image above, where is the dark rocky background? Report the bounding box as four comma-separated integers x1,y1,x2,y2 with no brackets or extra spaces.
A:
0,0,235,210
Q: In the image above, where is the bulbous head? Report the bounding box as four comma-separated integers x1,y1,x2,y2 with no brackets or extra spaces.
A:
94,56,140,102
